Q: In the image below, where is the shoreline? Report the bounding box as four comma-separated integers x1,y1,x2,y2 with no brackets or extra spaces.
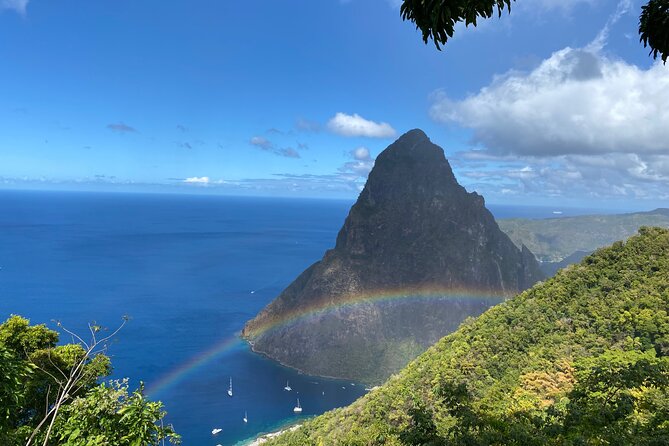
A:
241,335,376,386
243,424,302,446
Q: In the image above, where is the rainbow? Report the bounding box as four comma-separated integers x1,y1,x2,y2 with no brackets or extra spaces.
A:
145,336,243,397
243,285,511,339
145,286,512,397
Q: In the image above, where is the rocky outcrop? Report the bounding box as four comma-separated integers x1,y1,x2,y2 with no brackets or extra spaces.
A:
243,129,544,383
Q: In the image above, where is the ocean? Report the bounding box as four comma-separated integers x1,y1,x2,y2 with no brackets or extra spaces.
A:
0,190,605,445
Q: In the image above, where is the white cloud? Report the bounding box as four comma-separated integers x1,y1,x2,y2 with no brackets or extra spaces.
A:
351,146,372,161
327,113,396,138
183,176,210,184
339,160,374,177
340,146,374,177
453,149,669,204
431,48,669,157
436,2,669,205
0,0,28,15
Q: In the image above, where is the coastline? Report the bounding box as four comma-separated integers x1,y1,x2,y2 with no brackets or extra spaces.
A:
236,421,304,446
245,424,302,446
241,335,376,386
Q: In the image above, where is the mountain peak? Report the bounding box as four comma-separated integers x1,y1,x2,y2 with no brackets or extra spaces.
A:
360,129,458,208
376,128,441,161
396,128,429,143
243,131,544,382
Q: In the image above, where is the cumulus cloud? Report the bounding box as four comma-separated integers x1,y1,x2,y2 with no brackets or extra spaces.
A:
327,113,396,138
431,1,669,204
0,0,29,15
183,176,210,184
107,122,137,133
339,146,375,177
351,146,372,161
431,49,669,157
339,160,374,177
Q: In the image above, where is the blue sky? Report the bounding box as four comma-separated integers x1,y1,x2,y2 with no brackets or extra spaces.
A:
0,0,667,209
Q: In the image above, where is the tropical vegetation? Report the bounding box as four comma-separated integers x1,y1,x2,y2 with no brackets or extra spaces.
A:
0,315,180,446
263,227,669,445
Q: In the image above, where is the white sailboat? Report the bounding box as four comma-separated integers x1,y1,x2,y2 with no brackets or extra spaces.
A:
293,398,302,413
211,428,222,435
243,411,248,423
284,380,292,391
227,377,233,397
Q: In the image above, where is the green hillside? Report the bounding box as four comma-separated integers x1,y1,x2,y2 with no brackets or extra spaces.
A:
498,208,669,263
262,227,669,445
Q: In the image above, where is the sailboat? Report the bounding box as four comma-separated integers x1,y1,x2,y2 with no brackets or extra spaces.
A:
293,398,302,413
243,411,248,423
284,380,292,391
227,377,233,397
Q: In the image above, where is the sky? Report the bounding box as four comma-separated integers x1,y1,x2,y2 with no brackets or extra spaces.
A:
0,0,667,210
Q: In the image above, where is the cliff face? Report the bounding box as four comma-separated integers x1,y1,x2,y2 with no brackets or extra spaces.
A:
243,129,544,382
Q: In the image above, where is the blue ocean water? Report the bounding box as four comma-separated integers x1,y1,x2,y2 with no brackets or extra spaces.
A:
0,191,365,445
0,190,608,445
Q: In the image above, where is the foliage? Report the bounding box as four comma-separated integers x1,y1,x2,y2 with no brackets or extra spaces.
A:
560,349,669,444
0,315,58,359
263,227,669,445
0,316,180,446
399,0,513,50
400,0,669,63
0,346,34,441
640,0,669,63
43,380,180,446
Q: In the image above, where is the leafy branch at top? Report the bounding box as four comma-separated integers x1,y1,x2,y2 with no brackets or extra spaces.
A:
400,0,669,63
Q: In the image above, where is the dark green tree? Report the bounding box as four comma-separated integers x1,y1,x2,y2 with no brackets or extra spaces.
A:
0,315,180,446
560,350,669,445
400,0,669,62
639,0,669,62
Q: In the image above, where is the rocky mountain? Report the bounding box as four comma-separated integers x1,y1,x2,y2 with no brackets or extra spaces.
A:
260,227,669,445
242,129,544,383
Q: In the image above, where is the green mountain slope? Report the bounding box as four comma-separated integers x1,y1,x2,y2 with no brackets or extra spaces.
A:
262,227,669,445
498,209,669,263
